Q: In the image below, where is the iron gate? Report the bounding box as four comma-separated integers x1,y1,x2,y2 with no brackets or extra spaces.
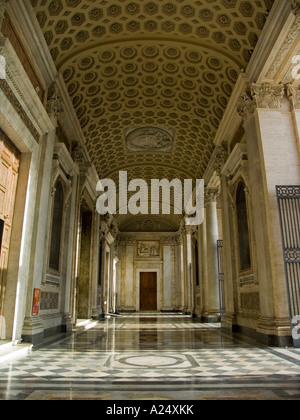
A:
217,240,226,318
276,186,300,346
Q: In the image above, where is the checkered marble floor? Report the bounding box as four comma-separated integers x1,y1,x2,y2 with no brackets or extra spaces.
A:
0,316,300,400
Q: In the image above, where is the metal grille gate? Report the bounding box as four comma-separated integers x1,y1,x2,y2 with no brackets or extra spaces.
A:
276,186,300,332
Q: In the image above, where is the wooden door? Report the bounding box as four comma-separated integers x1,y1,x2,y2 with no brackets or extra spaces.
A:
0,129,20,316
140,272,157,311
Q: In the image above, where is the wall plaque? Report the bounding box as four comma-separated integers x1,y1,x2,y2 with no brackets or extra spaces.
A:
137,241,160,258
125,126,175,153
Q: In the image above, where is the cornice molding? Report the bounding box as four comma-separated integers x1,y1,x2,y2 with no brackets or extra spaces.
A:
0,37,54,136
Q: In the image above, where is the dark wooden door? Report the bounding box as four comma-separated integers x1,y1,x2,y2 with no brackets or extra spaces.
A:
0,129,20,317
140,272,157,311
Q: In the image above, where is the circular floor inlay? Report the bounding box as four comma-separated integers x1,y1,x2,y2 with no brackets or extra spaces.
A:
125,356,178,367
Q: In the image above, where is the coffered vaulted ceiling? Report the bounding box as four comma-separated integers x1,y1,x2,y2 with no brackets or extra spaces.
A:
30,0,274,230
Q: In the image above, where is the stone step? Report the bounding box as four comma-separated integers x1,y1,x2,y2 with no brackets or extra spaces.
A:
75,319,99,332
0,341,32,365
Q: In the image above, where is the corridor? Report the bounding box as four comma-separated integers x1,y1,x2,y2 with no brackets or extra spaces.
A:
1,315,300,400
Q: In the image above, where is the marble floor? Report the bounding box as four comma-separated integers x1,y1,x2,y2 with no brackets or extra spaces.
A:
0,314,300,400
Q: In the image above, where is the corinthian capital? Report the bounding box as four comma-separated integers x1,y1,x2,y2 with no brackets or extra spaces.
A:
237,91,255,120
214,145,228,175
205,187,220,204
46,83,64,118
251,82,284,109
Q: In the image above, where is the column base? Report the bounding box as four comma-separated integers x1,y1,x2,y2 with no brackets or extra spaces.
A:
201,311,221,323
61,314,73,333
22,317,44,345
119,308,136,313
221,313,239,332
222,314,293,347
256,317,293,347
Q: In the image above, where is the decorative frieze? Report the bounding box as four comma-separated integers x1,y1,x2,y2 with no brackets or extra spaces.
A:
138,240,161,256
267,9,300,80
290,0,300,16
0,78,40,141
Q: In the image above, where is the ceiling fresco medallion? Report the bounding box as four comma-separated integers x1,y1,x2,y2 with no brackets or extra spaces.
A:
125,126,175,153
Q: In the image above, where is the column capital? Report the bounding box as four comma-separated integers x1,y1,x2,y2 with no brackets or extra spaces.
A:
251,82,285,109
124,237,136,246
162,237,175,246
72,142,86,164
185,225,197,235
287,85,300,109
237,91,256,121
237,83,285,121
175,235,183,246
46,82,64,119
214,144,228,175
205,187,220,204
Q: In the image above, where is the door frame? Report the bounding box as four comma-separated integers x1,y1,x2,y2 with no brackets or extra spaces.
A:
136,267,162,312
140,272,158,312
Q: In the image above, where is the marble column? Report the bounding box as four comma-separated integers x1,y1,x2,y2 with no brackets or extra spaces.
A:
237,82,300,344
196,221,207,318
219,174,238,330
102,231,115,315
91,208,100,319
162,238,173,311
22,87,63,344
61,172,78,332
119,239,127,311
203,188,220,322
184,227,193,315
124,237,135,312
174,236,184,311
7,152,39,343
